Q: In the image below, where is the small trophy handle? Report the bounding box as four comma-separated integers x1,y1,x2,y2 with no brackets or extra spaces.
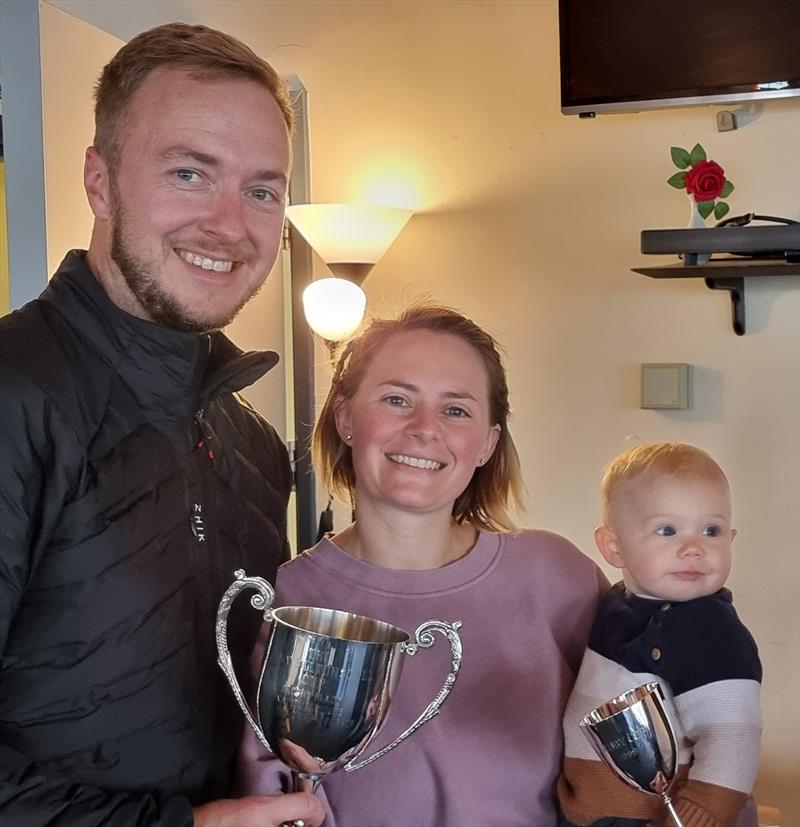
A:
344,618,463,772
661,793,686,827
216,568,276,754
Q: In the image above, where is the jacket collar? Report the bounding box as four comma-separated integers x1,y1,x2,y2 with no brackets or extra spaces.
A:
41,251,279,416
617,581,733,611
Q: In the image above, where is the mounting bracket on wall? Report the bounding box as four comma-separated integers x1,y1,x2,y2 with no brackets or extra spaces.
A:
703,276,745,335
633,259,800,336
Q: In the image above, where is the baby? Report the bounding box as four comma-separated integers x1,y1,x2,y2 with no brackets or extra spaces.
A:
558,443,762,827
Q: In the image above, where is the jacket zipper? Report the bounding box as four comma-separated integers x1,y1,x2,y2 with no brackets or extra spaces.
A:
190,404,222,755
194,407,216,465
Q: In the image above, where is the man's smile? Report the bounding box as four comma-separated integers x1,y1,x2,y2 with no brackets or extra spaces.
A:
176,248,235,272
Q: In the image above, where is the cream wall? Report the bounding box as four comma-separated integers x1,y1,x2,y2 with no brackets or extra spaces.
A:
40,2,122,274
46,1,800,821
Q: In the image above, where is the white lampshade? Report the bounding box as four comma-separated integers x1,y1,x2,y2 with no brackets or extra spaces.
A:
286,203,413,269
302,278,367,341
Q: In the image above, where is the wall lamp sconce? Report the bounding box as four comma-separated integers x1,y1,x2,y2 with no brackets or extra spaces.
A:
285,203,413,341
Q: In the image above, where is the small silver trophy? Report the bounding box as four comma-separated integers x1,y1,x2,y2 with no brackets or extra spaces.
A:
216,569,462,824
580,681,685,827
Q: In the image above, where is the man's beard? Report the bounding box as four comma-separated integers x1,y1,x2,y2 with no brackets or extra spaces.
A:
109,187,257,333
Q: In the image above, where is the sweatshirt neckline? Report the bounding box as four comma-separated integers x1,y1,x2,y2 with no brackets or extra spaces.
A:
307,530,504,596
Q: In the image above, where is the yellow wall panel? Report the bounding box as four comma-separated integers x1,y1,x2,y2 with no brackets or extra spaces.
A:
0,159,9,316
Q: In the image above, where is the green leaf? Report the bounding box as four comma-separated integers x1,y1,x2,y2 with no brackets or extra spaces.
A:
714,201,730,220
689,143,707,165
670,146,691,169
720,180,734,198
697,200,714,219
667,171,687,189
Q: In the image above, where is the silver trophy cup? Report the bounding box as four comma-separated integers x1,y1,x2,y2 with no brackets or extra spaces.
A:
216,569,462,820
580,681,685,827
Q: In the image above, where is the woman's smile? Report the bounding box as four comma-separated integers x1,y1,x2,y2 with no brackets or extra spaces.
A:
386,453,444,471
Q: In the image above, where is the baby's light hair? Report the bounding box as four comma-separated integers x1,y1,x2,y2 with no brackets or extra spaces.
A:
600,442,729,526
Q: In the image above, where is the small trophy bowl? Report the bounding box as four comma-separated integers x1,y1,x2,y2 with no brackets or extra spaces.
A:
580,681,685,827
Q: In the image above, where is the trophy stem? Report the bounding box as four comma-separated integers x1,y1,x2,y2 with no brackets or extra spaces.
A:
661,793,686,827
292,770,323,794
282,771,324,827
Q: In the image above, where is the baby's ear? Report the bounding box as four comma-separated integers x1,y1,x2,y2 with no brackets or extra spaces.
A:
594,525,624,569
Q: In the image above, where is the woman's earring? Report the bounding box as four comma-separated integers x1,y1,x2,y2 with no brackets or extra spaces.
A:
477,457,485,466
345,434,352,441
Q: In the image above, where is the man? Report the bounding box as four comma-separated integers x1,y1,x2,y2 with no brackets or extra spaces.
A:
0,22,323,827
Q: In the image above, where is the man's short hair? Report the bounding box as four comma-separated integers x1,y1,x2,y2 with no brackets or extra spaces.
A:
94,22,293,166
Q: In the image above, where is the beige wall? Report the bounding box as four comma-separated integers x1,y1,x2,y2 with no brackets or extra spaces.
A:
46,1,800,821
40,2,122,274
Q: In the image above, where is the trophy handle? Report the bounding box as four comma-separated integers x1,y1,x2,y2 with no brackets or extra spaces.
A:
343,618,463,772
216,568,276,753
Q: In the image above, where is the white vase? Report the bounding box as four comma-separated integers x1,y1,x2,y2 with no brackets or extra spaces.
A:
687,195,707,229
687,196,710,264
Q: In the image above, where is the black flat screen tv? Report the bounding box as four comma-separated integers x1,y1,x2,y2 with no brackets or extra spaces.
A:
559,0,800,116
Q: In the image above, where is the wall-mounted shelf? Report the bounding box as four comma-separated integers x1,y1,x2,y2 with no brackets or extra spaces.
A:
632,258,800,335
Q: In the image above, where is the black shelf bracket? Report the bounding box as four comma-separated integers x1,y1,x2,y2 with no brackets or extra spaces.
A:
633,259,799,336
704,276,745,336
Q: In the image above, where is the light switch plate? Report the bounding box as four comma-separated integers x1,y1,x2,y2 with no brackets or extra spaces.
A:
641,363,692,409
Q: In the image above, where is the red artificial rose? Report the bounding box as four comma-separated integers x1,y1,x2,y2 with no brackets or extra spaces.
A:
685,159,726,202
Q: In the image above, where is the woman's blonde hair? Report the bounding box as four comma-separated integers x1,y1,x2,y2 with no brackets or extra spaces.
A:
313,304,525,532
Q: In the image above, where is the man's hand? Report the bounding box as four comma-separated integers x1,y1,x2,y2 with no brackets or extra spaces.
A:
193,792,325,827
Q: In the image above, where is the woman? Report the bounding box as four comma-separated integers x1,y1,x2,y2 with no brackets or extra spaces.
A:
239,305,608,826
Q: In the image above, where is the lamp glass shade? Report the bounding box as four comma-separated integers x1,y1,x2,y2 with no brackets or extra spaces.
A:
286,203,412,265
302,278,367,341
